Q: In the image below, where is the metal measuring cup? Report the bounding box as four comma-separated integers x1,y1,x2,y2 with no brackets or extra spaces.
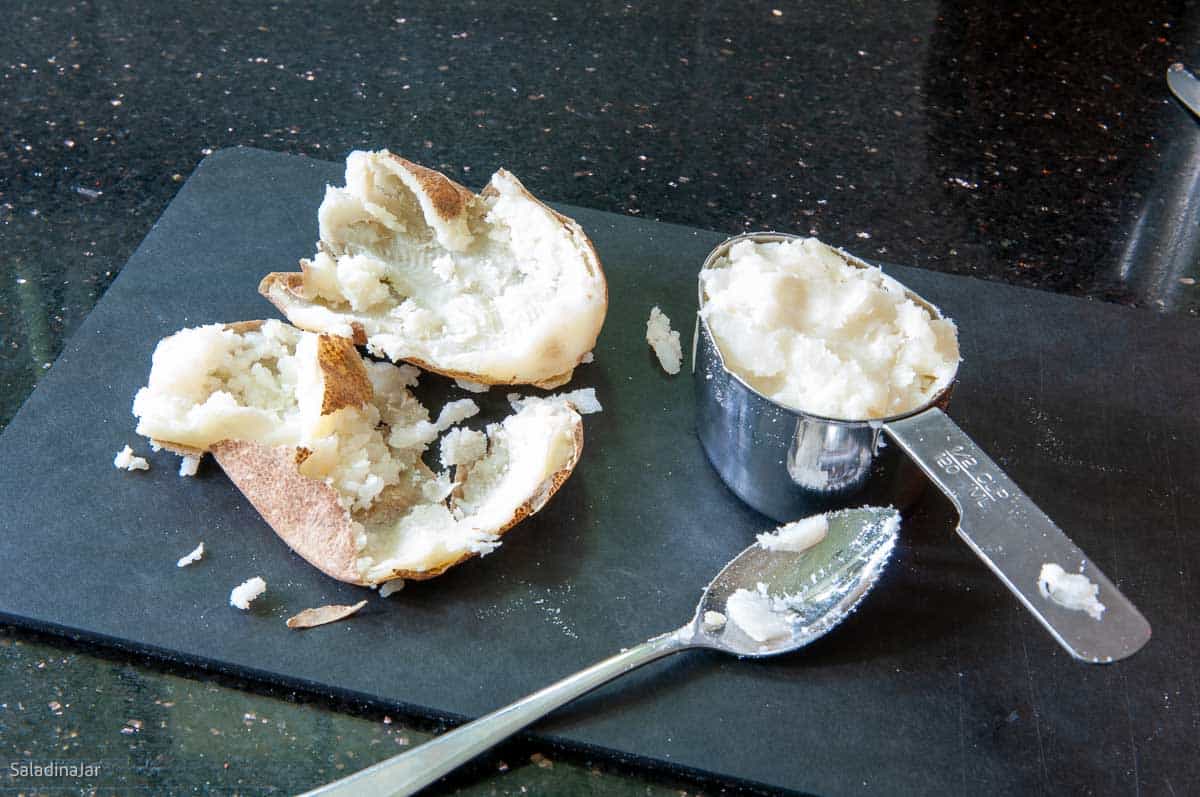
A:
693,232,1151,663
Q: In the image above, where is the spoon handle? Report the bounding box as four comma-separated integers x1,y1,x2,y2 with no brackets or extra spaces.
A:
885,407,1151,663
299,630,688,797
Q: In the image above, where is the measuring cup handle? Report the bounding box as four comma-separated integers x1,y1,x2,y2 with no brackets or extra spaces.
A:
883,407,1150,663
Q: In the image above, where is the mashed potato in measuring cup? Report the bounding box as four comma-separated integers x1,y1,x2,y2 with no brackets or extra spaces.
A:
699,237,960,420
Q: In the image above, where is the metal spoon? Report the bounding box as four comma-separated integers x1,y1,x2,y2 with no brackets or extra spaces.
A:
1168,63,1200,118
301,506,901,797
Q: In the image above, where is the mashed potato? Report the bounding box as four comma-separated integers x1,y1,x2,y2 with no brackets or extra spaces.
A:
646,306,682,375
700,237,959,420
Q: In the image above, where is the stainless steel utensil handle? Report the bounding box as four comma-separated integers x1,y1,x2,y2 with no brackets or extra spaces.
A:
885,408,1151,663
299,631,688,797
1168,63,1200,118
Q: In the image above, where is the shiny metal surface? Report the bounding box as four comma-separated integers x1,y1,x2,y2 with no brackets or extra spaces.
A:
694,232,1151,664
300,507,901,797
886,409,1152,663
1168,63,1200,118
1109,64,1200,311
693,232,945,522
696,507,900,653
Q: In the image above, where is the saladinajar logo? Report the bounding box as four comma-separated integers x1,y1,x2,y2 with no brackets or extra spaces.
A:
10,760,101,778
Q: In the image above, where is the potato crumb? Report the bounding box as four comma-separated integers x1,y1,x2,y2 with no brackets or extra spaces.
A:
726,583,793,643
435,399,480,430
230,577,267,610
702,610,727,631
454,378,489,394
178,455,201,477
556,388,602,414
113,445,150,471
757,514,829,553
176,542,205,568
1038,563,1106,620
646,306,682,375
581,351,594,364
379,580,405,598
508,388,602,415
440,427,488,469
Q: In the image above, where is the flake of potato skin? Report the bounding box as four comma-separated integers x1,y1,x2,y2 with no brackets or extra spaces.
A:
285,599,369,629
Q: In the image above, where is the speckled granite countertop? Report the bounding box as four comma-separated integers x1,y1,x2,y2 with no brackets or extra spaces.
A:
2,2,1198,794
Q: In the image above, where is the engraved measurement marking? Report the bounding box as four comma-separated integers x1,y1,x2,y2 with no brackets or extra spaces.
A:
935,446,1010,508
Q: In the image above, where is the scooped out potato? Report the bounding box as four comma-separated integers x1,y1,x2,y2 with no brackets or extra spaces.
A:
259,151,608,389
132,320,583,585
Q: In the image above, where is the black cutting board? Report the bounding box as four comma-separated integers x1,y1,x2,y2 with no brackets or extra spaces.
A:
1,147,1197,796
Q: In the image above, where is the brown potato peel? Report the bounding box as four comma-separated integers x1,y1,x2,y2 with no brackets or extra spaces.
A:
286,600,369,629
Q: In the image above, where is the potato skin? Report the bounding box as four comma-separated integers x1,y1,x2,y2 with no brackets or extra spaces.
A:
213,414,584,587
258,154,607,388
142,312,588,587
213,439,364,583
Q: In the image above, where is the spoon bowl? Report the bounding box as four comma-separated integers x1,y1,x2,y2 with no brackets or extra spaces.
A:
691,506,901,656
